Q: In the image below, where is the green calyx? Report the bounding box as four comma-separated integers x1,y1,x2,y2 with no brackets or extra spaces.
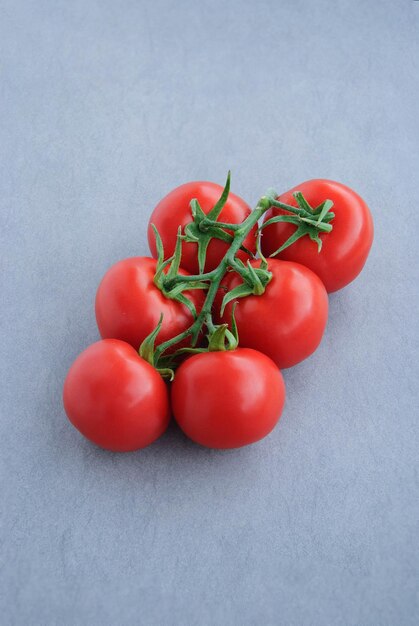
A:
207,303,239,351
183,172,254,273
139,314,175,380
184,171,232,275
152,224,209,319
219,258,272,316
260,192,335,254
140,173,334,376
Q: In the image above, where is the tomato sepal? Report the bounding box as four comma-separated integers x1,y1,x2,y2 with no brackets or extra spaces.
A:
259,190,335,256
220,259,273,315
182,173,255,273
139,314,174,380
150,225,204,320
207,304,239,351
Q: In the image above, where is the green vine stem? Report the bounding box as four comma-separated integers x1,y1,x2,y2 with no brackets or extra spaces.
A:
141,175,335,372
152,195,272,364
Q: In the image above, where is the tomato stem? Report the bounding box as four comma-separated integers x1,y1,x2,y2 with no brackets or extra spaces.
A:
143,176,335,370
153,199,268,362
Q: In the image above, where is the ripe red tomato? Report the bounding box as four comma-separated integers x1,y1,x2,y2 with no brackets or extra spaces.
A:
261,179,374,292
171,348,285,449
95,257,204,351
63,340,170,451
147,181,256,274
216,259,328,369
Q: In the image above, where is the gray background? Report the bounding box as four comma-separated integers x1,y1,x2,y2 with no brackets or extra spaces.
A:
1,1,418,624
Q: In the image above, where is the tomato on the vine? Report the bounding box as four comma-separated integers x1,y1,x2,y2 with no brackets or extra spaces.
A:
216,259,328,369
95,257,204,351
63,340,170,451
171,348,285,449
147,181,256,274
261,179,374,292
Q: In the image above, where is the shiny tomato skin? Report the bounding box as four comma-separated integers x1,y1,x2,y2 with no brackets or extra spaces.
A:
63,340,170,451
171,348,285,449
95,257,204,351
261,179,374,292
147,181,257,274
216,259,328,369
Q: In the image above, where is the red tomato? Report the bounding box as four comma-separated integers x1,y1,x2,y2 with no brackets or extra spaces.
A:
216,259,328,369
261,179,374,292
171,348,285,449
147,181,256,274
95,257,204,351
63,340,170,451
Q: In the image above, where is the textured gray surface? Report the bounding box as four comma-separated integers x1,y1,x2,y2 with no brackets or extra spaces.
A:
1,1,419,624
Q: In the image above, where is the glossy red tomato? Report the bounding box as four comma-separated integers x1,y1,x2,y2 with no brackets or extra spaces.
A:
147,181,256,274
95,257,204,351
63,340,170,451
216,259,328,369
261,179,374,292
171,348,285,449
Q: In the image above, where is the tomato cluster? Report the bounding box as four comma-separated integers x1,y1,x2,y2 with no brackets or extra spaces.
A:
63,177,373,451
